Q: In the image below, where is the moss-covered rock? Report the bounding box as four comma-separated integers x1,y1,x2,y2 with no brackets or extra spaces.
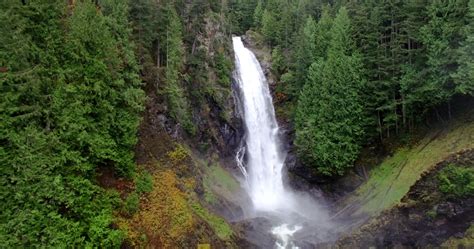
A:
335,149,474,248
337,116,474,218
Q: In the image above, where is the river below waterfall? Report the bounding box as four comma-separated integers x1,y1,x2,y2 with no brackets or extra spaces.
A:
232,37,335,248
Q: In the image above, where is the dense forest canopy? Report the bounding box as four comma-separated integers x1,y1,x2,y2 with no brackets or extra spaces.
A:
0,0,472,247
0,0,145,246
230,0,473,175
1,0,234,246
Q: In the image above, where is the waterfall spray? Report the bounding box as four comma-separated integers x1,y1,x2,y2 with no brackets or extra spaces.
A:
232,37,291,211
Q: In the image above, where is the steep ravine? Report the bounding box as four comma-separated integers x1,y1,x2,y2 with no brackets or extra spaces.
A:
114,9,252,248
124,28,474,248
116,67,248,248
240,31,474,248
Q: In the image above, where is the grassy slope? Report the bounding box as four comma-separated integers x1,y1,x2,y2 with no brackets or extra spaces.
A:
116,140,241,248
340,112,474,217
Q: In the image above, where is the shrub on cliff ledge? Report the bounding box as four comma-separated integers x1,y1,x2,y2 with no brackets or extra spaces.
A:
438,164,474,198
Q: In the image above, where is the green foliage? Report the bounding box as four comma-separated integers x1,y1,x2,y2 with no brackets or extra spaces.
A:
271,46,285,77
261,9,279,46
295,7,365,176
162,3,195,135
426,209,437,219
452,0,474,95
228,0,258,34
290,7,333,98
253,0,264,27
190,202,233,240
136,171,154,194
56,0,144,176
438,164,474,198
129,0,160,60
124,192,140,215
229,0,473,180
130,0,234,140
0,0,143,246
214,51,233,87
291,16,318,95
420,0,469,108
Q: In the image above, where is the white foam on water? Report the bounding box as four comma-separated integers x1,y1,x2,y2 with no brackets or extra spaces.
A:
272,224,302,249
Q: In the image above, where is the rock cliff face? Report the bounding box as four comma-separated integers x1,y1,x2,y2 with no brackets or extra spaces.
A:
128,6,251,248
335,149,474,248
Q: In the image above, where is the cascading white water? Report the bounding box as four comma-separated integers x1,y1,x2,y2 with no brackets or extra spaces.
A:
232,36,291,212
233,36,334,249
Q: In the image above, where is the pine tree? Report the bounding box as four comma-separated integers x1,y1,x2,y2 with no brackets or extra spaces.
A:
453,0,474,95
398,0,429,130
421,0,469,113
295,7,365,176
261,9,279,46
291,7,332,97
254,0,264,28
129,0,159,64
163,3,195,134
314,5,333,58
271,45,286,77
291,15,318,95
0,0,143,246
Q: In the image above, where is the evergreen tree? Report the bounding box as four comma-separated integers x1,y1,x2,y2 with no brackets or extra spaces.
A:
271,45,286,77
291,15,318,95
254,0,264,28
453,0,474,95
228,0,258,33
421,0,469,111
314,5,333,58
163,4,195,134
291,7,332,97
261,9,279,46
0,0,144,246
129,0,159,64
295,7,365,176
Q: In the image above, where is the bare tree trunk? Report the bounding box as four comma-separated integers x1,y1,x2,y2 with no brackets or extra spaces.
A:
191,38,197,55
447,101,452,120
394,93,398,135
408,38,412,64
362,165,368,180
378,110,383,142
156,41,160,67
402,93,406,130
435,108,445,123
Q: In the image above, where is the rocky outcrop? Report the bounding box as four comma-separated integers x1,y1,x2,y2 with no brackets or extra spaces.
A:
131,5,250,248
335,149,474,248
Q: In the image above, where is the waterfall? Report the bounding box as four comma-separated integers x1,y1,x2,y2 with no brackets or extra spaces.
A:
232,36,291,212
232,36,334,249
233,36,308,248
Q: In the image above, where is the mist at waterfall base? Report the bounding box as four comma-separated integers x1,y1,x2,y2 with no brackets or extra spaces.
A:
232,37,336,248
